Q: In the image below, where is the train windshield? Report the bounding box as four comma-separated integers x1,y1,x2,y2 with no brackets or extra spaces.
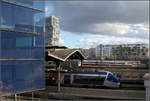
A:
107,73,119,83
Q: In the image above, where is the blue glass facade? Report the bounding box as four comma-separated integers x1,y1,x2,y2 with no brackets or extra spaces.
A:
0,0,45,95
1,1,45,33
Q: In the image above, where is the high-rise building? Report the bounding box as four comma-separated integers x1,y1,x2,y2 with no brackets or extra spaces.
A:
45,16,60,46
0,0,45,95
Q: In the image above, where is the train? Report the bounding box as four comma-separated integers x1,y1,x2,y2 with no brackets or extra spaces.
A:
82,60,141,66
78,68,146,84
46,70,120,88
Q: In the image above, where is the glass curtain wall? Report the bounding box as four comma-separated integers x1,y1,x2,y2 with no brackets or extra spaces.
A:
0,1,2,96
0,0,45,95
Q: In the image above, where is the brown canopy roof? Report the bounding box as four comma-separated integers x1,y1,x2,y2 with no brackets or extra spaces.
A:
46,49,86,62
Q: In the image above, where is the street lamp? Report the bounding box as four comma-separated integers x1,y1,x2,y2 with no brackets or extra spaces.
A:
144,73,150,101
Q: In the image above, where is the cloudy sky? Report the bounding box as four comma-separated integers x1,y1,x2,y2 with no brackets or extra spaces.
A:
46,1,149,49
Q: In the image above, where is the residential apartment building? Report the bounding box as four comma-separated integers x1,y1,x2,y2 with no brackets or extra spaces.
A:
95,44,112,60
0,0,45,95
88,48,96,59
95,44,103,59
112,44,149,60
103,45,112,59
45,16,60,46
95,44,149,60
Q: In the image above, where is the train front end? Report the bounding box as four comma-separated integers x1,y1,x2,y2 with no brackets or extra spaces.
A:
104,72,120,88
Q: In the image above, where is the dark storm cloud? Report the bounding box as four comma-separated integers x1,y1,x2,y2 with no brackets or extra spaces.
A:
46,1,149,37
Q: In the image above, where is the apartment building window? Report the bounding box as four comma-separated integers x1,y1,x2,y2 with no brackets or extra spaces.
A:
132,49,135,52
133,53,136,56
141,49,144,52
128,52,131,55
142,53,146,56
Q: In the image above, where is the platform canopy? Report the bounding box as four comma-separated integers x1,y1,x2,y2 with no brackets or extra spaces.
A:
46,49,86,62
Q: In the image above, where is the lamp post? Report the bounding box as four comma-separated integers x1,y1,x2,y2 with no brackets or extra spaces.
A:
144,73,150,101
56,62,61,92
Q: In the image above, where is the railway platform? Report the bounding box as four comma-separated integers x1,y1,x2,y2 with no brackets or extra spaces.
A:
1,85,145,100
33,86,145,100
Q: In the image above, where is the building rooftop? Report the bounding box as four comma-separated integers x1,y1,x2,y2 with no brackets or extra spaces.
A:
46,49,87,62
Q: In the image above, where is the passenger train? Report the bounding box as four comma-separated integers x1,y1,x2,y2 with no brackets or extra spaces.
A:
46,70,120,88
82,60,141,66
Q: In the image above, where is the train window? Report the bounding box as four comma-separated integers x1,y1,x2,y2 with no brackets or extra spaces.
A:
74,75,104,85
74,76,89,84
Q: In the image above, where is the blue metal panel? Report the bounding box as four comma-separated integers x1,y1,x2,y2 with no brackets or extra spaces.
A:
0,0,45,96
1,60,45,95
0,1,2,96
1,1,45,34
33,1,45,11
11,0,45,11
1,2,14,28
1,30,44,59
11,0,33,7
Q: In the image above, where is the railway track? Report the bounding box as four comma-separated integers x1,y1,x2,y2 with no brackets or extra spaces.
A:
47,83,145,90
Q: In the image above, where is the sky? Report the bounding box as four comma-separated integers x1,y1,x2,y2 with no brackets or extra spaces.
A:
45,1,149,49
